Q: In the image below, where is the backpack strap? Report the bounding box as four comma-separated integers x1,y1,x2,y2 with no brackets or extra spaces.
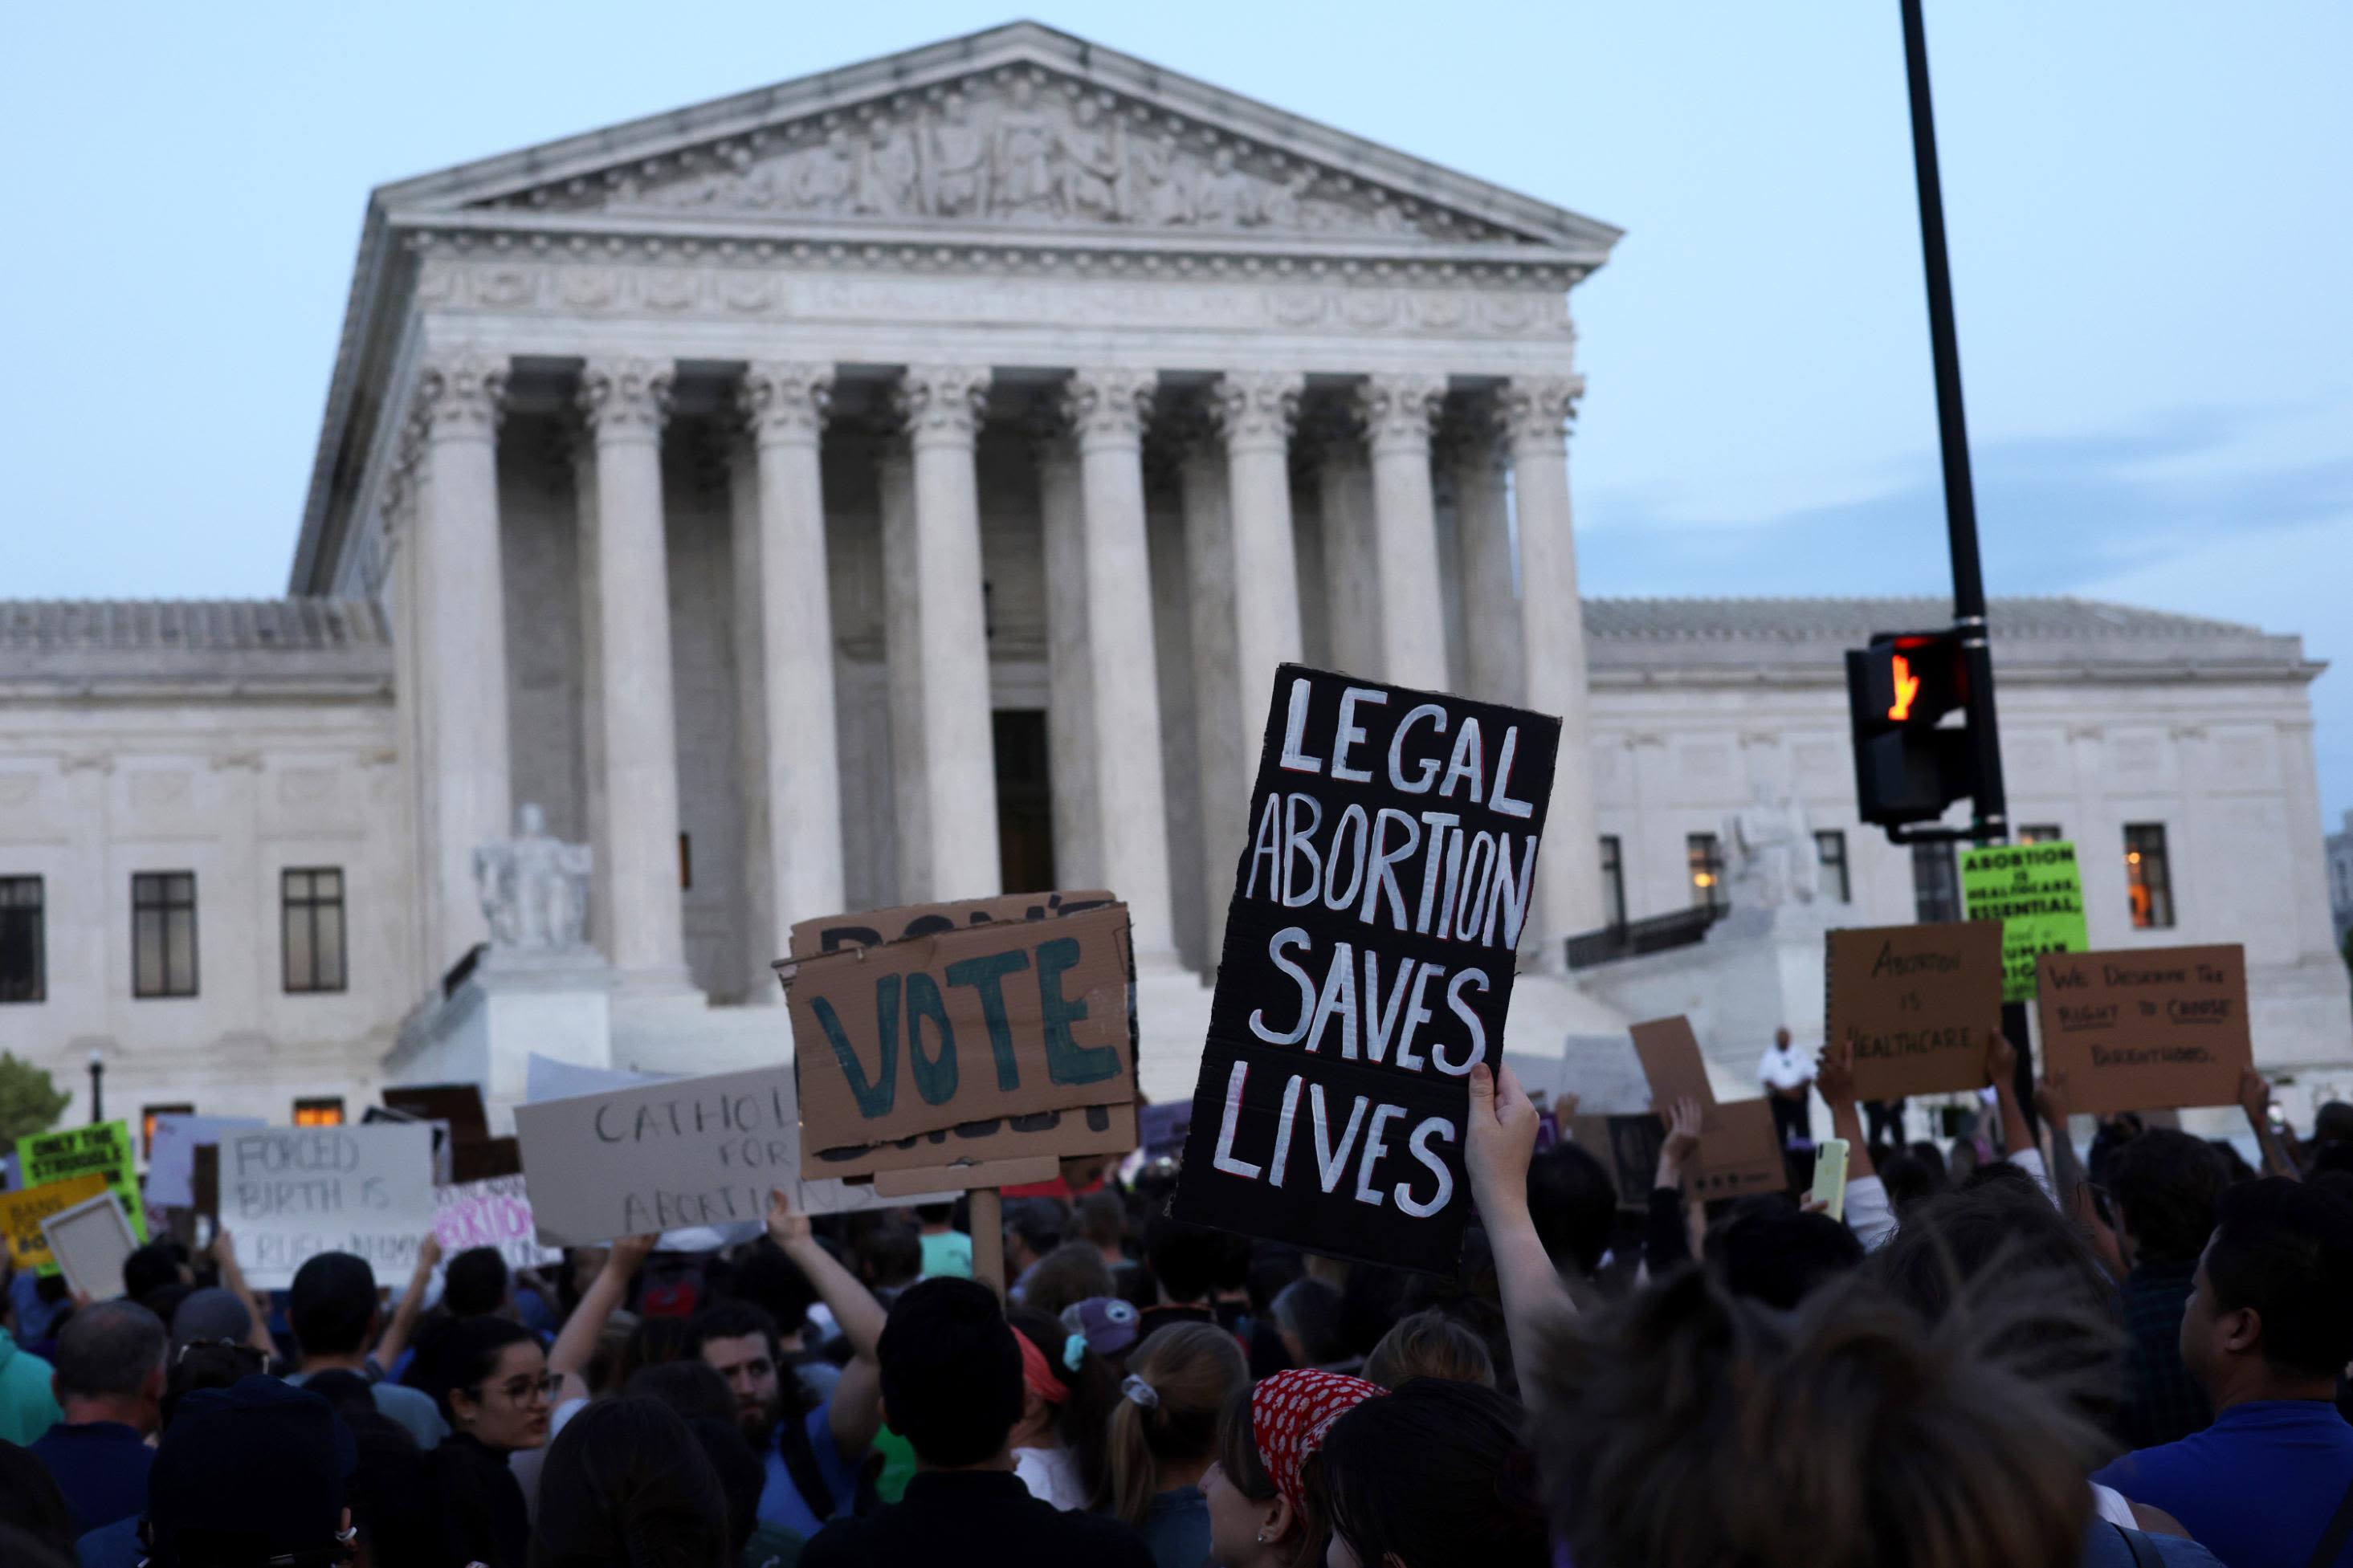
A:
2306,1472,2353,1568
2112,1522,2166,1568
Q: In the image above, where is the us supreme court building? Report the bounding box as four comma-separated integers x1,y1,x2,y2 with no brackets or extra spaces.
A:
3,25,2347,1127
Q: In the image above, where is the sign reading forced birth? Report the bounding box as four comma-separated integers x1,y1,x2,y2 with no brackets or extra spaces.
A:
1825,921,2004,1100
2036,943,2253,1114
1172,666,1561,1276
222,1124,438,1289
785,896,1140,1187
1961,841,2090,1001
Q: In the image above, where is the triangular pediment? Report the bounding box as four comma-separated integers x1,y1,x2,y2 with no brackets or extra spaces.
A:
378,22,1620,260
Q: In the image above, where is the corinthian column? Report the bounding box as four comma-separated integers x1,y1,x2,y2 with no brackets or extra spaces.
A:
1501,375,1603,953
888,365,1001,902
1358,373,1452,690
576,356,691,991
1450,417,1524,706
408,348,514,987
736,363,844,991
1062,369,1177,965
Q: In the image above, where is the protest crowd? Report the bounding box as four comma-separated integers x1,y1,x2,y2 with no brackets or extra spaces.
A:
0,1029,2347,1568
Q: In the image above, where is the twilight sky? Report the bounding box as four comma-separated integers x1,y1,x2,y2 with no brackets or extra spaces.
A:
3,2,2346,815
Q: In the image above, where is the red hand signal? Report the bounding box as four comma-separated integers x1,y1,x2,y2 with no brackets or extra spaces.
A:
1887,654,1922,722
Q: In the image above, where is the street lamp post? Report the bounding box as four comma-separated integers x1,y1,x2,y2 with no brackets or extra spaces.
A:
88,1049,104,1126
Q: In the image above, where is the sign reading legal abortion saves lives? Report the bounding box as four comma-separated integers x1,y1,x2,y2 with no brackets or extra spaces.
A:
222,1125,438,1289
1172,666,1560,1275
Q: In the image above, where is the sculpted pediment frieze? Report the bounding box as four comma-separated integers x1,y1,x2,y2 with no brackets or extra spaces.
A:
473,69,1537,247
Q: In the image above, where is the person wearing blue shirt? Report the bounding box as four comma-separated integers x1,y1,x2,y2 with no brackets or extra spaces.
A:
2094,1179,2353,1568
26,1301,165,1537
689,1189,892,1538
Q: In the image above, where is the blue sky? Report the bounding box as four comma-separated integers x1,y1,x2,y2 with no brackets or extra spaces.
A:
3,3,2347,816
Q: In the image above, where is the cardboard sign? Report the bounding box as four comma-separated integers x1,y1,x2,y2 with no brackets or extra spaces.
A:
43,1192,139,1300
434,1176,561,1269
147,1116,265,1211
788,890,1119,962
1172,665,1562,1276
1825,922,2004,1100
786,901,1138,1174
1629,1016,1785,1200
1961,841,2090,1002
1564,1113,1666,1212
16,1122,145,1244
2036,944,2253,1114
513,1063,942,1246
0,1174,108,1273
219,1124,438,1289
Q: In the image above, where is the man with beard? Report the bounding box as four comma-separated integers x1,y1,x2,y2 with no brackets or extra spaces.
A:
691,1190,888,1539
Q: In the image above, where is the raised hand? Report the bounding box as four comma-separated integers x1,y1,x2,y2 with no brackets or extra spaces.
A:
2237,1065,2272,1123
1984,1029,2018,1087
1815,1035,1859,1110
765,1186,813,1249
609,1232,659,1274
2035,1069,2074,1127
1466,1061,1539,1220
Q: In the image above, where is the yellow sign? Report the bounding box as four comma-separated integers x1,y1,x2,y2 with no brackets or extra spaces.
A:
1,1174,110,1273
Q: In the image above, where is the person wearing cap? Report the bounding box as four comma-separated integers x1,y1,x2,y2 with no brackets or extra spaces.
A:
27,1301,165,1536
1204,1367,1384,1568
1062,1295,1142,1372
139,1375,357,1568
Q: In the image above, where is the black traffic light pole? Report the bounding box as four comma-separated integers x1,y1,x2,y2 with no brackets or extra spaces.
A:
1899,0,2037,1118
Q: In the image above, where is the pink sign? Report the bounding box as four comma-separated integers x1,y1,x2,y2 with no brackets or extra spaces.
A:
433,1176,560,1269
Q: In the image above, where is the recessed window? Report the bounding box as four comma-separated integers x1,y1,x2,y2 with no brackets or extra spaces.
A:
1815,830,1851,904
1600,836,1625,927
2020,824,2065,844
2125,824,2176,929
282,867,348,994
1911,840,1962,923
293,1097,346,1127
0,877,43,1003
133,872,198,999
1686,833,1725,914
141,1103,194,1159
679,833,693,891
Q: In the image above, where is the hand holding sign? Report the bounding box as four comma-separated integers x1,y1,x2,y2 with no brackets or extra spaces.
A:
1464,1059,1539,1224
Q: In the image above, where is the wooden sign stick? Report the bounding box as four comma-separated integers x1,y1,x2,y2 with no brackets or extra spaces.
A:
969,1187,1006,1301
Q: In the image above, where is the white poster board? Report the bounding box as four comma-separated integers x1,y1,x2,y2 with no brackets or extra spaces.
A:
434,1175,561,1269
148,1115,266,1210
43,1192,140,1299
222,1124,438,1289
512,1063,946,1247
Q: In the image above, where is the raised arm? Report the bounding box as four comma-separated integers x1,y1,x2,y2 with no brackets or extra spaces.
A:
548,1235,656,1406
2239,1067,2302,1181
209,1229,279,1358
766,1188,889,1459
371,1232,442,1375
2035,1069,2088,1195
1817,1037,1892,1250
1644,1098,1704,1276
1466,1061,1574,1399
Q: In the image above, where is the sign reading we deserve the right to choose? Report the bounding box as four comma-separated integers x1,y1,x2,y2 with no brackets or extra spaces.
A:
2037,944,2253,1114
1172,665,1560,1276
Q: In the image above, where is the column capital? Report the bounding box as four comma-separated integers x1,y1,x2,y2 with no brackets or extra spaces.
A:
893,364,992,447
1210,371,1303,454
577,356,675,442
1495,374,1585,454
739,361,835,446
410,348,508,443
1061,368,1158,451
1356,372,1448,453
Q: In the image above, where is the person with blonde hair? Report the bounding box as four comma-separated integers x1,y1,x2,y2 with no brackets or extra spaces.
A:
1103,1321,1248,1568
1362,1310,1495,1391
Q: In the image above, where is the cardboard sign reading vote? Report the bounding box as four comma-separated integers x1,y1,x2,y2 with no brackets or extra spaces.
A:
1629,1016,1785,1200
0,1175,108,1273
1826,922,2004,1100
1172,665,1562,1276
17,1122,146,1244
1961,841,2090,1002
434,1176,561,1270
514,1063,936,1246
222,1124,438,1289
2036,944,2253,1114
786,900,1138,1179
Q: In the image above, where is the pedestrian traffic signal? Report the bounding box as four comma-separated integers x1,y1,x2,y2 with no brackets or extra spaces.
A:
1846,631,1976,827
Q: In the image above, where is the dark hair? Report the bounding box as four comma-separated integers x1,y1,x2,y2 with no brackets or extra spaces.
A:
123,1240,187,1304
1364,1309,1497,1391
2106,1128,2226,1265
687,1301,783,1366
1323,1378,1547,1568
1710,1201,1864,1309
1213,1384,1336,1568
51,1300,166,1400
1878,1151,1948,1216
289,1252,379,1358
161,1341,267,1430
625,1359,737,1425
414,1316,537,1424
687,1416,764,1558
1271,1277,1349,1367
2208,1139,2259,1185
2204,1177,2353,1380
528,1398,731,1568
1077,1190,1127,1253
1022,1242,1115,1319
1006,1199,1066,1259
1527,1142,1616,1277
725,1246,818,1334
914,1202,956,1225
442,1247,511,1318
1144,1212,1223,1305
1107,1321,1246,1526
0,1440,75,1555
616,1314,697,1391
854,1223,924,1291
880,1278,1023,1467
1009,1305,1119,1505
344,1409,438,1567
1535,1272,2106,1568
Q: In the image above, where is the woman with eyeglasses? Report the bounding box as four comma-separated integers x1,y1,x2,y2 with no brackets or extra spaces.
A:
417,1316,553,1568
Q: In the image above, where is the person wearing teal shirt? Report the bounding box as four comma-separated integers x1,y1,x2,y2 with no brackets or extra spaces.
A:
917,1204,973,1279
0,1322,62,1445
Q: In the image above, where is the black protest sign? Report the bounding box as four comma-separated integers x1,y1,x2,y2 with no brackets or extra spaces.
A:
1172,665,1560,1275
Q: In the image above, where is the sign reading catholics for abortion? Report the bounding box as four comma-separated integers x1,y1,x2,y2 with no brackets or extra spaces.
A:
2036,944,2253,1114
1961,841,2090,1002
1171,666,1561,1276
